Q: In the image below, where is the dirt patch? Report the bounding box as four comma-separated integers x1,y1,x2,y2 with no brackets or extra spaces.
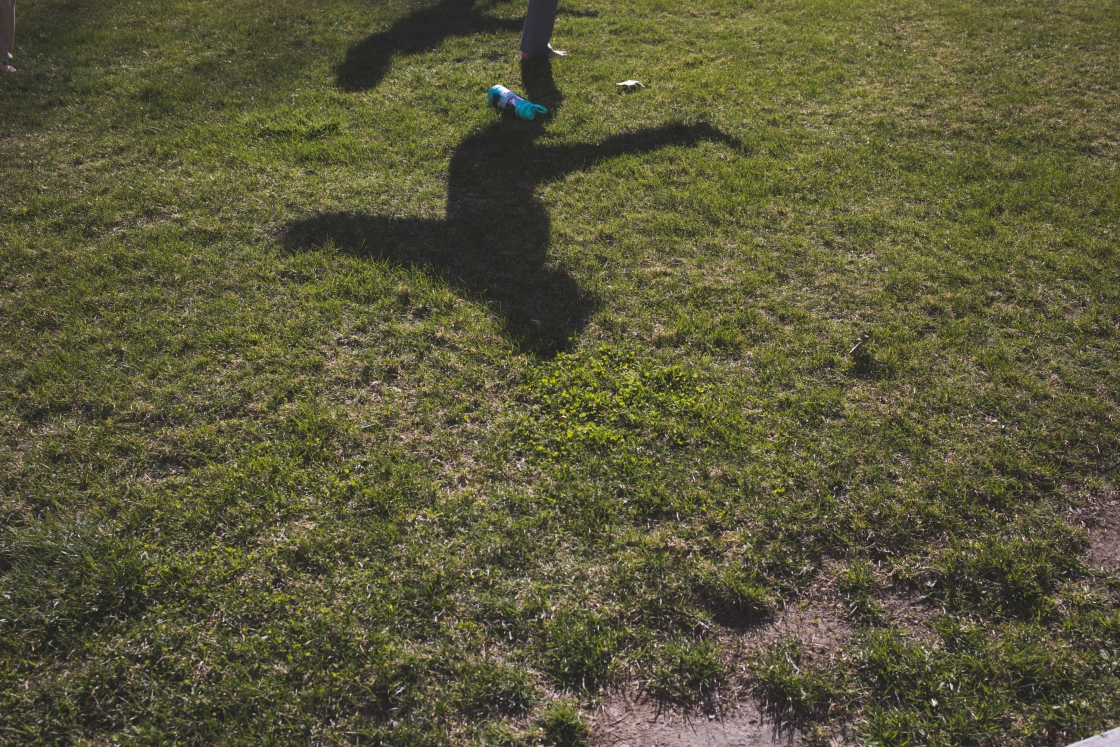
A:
589,573,940,747
878,586,938,637
731,600,852,671
591,699,796,747
1088,497,1120,571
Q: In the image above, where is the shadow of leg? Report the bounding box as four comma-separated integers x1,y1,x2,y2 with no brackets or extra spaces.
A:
520,56,563,112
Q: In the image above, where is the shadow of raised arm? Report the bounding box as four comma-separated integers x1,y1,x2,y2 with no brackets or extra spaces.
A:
533,121,743,182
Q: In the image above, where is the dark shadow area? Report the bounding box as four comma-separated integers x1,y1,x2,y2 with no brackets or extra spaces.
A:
847,348,894,380
708,608,775,633
336,0,524,92
287,62,741,355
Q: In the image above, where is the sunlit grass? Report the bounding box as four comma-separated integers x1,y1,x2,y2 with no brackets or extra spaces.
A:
1,0,1119,744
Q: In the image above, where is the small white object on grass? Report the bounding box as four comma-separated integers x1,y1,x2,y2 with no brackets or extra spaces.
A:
617,80,645,90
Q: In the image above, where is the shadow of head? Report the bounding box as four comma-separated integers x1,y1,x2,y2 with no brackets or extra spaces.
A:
336,0,523,92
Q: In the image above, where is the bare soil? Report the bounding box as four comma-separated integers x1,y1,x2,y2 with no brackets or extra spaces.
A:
590,699,796,747
1088,497,1120,572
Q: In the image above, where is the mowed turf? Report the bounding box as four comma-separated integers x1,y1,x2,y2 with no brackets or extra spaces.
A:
1,0,1119,744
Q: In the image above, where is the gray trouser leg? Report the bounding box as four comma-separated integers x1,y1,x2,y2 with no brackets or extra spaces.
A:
520,0,558,56
0,0,14,60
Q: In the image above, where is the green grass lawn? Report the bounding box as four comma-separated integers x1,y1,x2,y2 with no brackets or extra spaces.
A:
2,0,1119,744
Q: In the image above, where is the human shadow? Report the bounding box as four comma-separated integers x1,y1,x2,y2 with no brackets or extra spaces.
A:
287,62,741,355
336,0,524,92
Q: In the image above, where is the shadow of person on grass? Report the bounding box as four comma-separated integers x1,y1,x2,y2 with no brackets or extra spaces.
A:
336,0,525,92
286,61,740,356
